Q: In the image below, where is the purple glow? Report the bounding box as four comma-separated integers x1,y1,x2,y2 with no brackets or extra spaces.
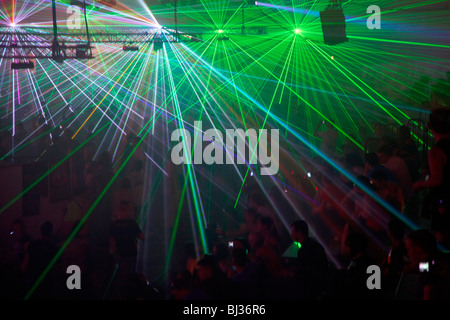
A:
16,70,20,105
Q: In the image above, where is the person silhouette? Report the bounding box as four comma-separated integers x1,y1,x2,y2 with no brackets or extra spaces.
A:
396,229,450,299
413,108,450,242
314,119,339,159
290,219,329,299
109,201,144,288
21,221,60,299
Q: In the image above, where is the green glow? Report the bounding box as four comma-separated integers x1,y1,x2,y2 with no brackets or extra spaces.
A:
1,0,449,290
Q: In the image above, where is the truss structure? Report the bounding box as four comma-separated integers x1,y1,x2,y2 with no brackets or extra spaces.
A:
0,27,200,62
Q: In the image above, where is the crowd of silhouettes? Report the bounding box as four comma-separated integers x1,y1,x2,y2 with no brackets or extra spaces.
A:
166,106,450,301
2,106,450,300
1,76,450,300
0,131,150,300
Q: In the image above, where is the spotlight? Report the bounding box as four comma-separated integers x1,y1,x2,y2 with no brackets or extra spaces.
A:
11,61,35,70
123,45,140,51
294,28,302,34
75,44,91,59
10,22,16,28
216,29,230,41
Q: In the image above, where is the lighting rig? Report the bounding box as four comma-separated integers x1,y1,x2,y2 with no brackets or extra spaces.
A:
0,28,201,61
0,0,202,69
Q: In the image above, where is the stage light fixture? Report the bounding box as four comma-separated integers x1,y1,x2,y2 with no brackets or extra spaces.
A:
123,45,140,51
11,61,35,70
75,44,91,59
